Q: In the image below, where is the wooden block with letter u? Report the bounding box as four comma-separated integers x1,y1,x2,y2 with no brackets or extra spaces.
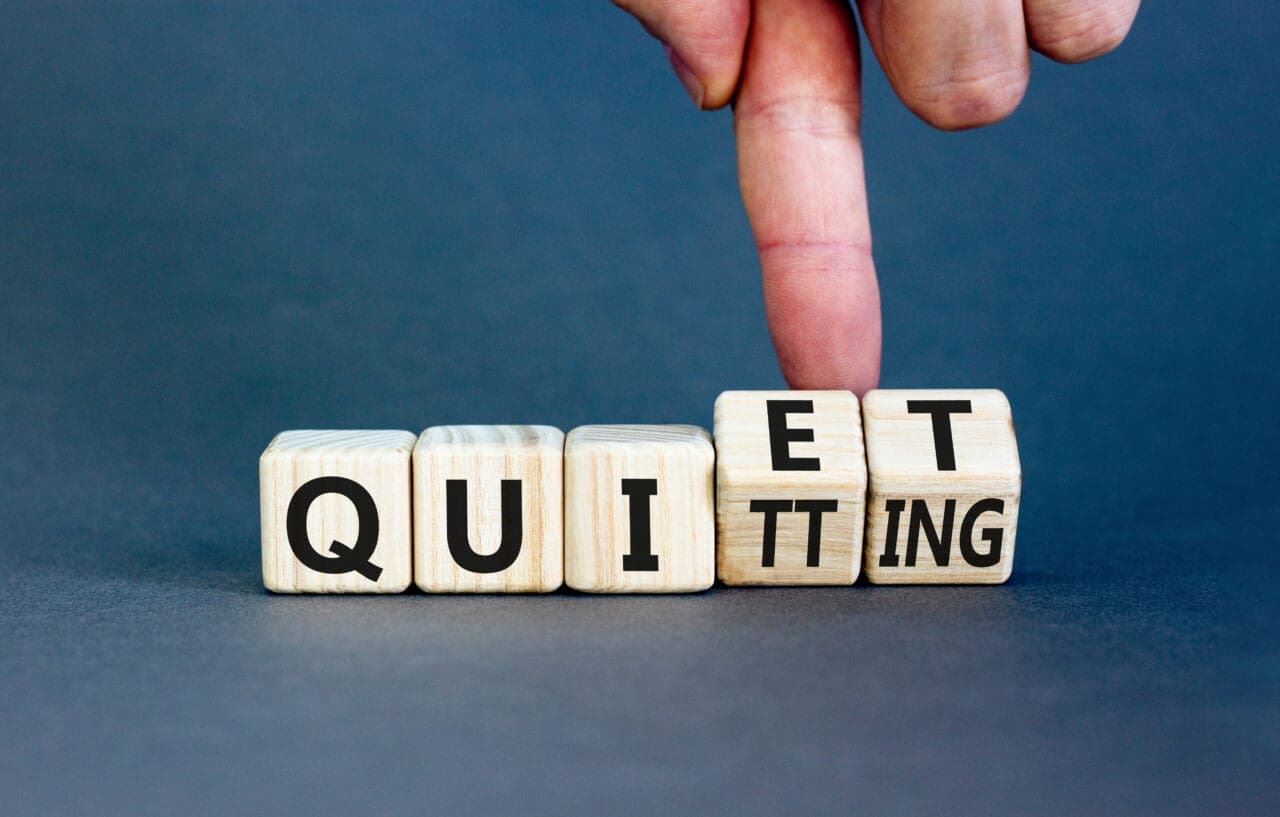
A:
714,390,867,585
564,425,715,593
413,425,564,592
862,390,1021,584
260,430,415,593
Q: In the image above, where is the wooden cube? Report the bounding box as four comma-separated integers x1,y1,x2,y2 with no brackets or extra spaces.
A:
862,390,1021,584
564,425,715,593
714,390,867,585
260,430,415,593
412,425,564,593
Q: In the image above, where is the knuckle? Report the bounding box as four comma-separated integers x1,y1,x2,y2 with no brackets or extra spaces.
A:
1032,2,1136,63
735,94,862,140
904,62,1028,130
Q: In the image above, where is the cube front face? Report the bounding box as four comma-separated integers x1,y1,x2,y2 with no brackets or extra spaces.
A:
715,391,867,585
564,425,715,593
413,425,564,593
260,430,416,593
862,390,1021,584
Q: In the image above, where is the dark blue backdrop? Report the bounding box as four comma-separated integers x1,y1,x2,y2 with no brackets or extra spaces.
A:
1,2,1276,814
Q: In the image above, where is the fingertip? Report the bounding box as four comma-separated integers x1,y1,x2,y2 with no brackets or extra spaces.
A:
777,326,882,396
663,43,706,108
616,0,749,110
901,63,1029,131
861,0,1031,132
1027,0,1140,64
761,243,882,396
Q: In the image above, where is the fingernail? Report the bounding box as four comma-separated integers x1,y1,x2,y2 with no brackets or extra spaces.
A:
663,43,705,109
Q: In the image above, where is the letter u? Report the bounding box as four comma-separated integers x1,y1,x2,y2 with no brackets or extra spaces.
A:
446,479,523,573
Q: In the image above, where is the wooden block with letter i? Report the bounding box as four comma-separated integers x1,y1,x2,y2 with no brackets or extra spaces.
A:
413,425,564,592
260,430,415,593
564,425,715,593
714,390,867,585
862,390,1021,584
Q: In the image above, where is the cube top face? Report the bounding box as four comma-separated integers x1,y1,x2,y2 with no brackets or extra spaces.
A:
418,424,563,451
714,390,867,586
564,424,713,458
714,390,865,490
564,424,715,593
265,429,417,456
413,425,564,593
862,389,1020,494
260,430,415,594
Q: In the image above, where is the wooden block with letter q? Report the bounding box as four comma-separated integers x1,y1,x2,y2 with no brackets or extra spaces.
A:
714,390,867,585
862,390,1021,584
260,430,415,593
413,425,564,593
564,425,715,593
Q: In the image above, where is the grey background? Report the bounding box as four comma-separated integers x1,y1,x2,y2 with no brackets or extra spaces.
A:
1,1,1276,814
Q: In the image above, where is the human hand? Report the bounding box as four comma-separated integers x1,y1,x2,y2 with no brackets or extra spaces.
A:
615,0,1139,394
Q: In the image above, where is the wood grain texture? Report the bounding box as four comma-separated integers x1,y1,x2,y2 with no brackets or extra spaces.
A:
413,425,564,593
260,430,415,593
862,390,1021,584
564,425,715,593
714,390,867,585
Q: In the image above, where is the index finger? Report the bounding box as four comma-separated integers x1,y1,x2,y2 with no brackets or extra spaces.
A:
734,0,880,394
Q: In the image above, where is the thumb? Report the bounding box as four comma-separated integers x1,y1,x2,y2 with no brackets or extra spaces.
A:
734,0,881,394
613,0,749,109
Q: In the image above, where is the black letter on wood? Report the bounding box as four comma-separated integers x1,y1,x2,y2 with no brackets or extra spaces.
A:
879,499,907,568
766,400,820,471
446,479,523,574
750,500,793,567
906,400,973,471
794,499,839,567
286,476,383,581
906,499,956,567
621,479,660,571
959,498,1004,568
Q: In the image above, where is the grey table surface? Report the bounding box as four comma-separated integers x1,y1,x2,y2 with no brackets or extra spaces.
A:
1,2,1276,815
